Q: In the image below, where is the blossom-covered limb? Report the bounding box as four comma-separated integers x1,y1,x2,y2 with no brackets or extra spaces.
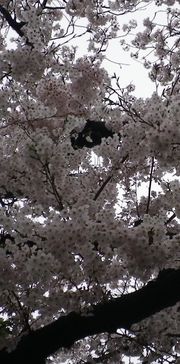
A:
0,268,179,364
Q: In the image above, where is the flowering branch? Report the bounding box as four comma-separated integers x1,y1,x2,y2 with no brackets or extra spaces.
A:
1,268,180,364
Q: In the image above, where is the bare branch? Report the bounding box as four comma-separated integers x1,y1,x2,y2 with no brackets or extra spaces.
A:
146,156,155,214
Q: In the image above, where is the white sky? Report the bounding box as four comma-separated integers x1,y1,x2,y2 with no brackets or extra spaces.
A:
102,2,159,97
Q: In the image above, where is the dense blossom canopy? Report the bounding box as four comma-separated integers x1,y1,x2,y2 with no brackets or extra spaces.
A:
0,0,180,363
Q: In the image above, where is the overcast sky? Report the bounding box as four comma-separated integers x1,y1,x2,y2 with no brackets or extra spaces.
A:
64,1,169,98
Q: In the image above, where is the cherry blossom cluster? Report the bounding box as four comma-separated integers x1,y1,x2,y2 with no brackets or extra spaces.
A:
0,0,180,363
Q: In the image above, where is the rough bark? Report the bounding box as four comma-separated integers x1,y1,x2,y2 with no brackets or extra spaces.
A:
0,268,180,364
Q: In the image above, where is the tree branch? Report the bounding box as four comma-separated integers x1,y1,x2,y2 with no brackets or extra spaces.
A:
93,154,128,201
0,268,180,364
0,5,26,37
93,174,112,201
146,156,154,214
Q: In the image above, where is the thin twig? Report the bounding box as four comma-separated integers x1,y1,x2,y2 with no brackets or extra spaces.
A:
93,174,112,201
93,154,128,201
146,157,154,214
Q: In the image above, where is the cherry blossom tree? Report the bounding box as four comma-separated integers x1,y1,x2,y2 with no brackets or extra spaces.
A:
0,1,180,363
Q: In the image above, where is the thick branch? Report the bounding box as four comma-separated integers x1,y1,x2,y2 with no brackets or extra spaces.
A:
0,5,26,37
0,268,180,363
